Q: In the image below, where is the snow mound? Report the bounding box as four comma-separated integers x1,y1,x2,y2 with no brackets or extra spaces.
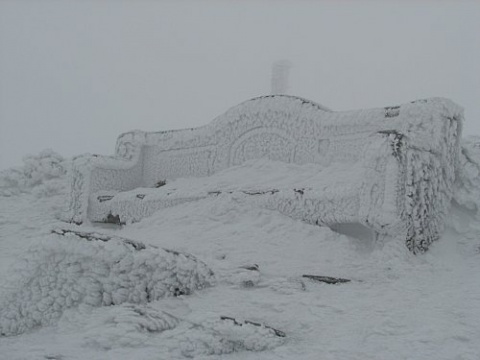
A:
76,306,285,356
174,317,285,357
81,304,180,349
0,149,68,197
0,233,215,336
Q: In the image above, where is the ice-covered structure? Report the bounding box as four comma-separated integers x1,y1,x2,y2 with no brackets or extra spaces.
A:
453,136,480,215
64,95,463,253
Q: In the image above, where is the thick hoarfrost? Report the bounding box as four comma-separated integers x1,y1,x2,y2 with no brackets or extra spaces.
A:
0,149,68,197
65,95,463,253
87,159,364,225
453,136,480,214
449,136,480,234
0,232,214,336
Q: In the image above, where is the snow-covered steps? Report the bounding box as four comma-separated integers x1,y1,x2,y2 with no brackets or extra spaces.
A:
64,95,463,253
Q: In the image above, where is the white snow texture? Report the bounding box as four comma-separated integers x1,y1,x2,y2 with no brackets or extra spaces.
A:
76,305,284,356
0,232,214,336
0,149,67,197
65,95,463,253
2,139,480,359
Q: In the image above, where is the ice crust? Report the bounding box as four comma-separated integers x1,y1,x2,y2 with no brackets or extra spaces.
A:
65,95,463,253
0,232,215,336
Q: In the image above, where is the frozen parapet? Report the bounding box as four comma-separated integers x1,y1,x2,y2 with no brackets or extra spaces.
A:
64,95,463,253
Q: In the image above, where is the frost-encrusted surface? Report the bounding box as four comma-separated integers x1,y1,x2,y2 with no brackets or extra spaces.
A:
88,159,364,225
0,149,67,197
2,164,480,359
79,304,180,349
454,136,480,213
0,232,214,336
66,305,285,356
66,95,463,252
63,151,144,224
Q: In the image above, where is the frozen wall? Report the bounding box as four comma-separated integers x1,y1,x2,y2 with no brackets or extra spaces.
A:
65,95,463,253
453,136,480,213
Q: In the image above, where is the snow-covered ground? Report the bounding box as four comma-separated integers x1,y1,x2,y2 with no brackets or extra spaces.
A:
1,147,480,359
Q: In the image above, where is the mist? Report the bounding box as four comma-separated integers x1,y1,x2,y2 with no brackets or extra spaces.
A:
1,0,479,170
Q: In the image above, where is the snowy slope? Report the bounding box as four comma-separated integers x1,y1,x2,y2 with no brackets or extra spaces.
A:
1,147,480,359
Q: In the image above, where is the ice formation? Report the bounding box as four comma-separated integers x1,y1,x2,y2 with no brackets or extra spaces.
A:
64,95,463,253
79,306,285,355
0,231,215,336
453,136,480,214
0,149,68,197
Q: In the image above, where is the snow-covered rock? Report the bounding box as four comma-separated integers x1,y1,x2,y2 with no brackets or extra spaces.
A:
173,317,285,357
74,305,285,355
0,149,68,197
0,231,214,336
64,95,463,253
79,304,180,349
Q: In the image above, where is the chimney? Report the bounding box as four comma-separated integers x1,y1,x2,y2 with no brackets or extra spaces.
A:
271,60,292,95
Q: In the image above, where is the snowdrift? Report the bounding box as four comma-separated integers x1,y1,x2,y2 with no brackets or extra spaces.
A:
71,304,285,356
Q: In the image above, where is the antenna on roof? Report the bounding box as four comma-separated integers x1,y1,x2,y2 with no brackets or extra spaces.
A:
271,60,292,95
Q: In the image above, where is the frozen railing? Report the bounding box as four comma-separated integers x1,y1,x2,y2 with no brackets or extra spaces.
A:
64,95,463,253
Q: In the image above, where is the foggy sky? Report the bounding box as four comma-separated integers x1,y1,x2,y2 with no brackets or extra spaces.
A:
1,0,479,170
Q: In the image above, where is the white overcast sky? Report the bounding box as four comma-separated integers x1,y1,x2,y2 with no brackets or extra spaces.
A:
1,0,479,170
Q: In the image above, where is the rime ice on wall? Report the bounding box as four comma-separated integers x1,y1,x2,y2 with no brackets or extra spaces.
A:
65,95,463,253
447,136,480,238
62,149,144,224
0,232,214,336
454,136,480,214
